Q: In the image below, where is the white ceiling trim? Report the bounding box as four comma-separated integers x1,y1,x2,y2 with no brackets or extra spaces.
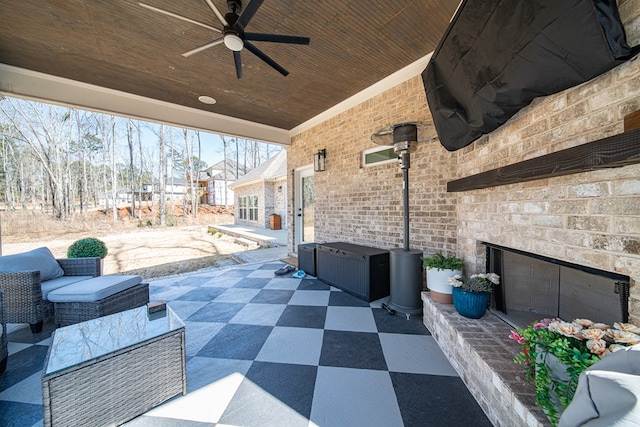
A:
290,52,433,137
0,63,291,145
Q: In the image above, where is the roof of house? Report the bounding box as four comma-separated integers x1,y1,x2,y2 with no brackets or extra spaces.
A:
206,158,247,181
230,150,287,188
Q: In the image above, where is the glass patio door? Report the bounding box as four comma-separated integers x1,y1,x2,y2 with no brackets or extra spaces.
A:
295,167,314,247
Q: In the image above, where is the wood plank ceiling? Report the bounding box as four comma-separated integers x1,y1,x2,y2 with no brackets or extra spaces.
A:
0,0,460,130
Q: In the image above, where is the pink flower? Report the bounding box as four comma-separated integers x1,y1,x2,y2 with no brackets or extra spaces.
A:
509,330,525,344
534,323,546,329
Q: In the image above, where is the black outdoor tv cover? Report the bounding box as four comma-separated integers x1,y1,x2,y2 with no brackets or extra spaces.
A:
423,0,639,151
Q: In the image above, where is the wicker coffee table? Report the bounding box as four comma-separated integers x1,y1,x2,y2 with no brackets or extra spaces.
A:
41,304,186,427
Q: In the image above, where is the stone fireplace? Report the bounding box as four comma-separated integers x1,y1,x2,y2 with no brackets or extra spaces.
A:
486,244,630,328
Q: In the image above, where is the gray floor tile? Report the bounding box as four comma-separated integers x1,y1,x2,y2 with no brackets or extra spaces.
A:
256,326,324,365
379,333,458,376
310,366,403,427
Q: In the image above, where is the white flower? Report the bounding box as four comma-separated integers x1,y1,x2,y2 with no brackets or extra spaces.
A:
591,323,610,331
607,344,627,354
613,322,640,334
549,321,583,339
574,318,593,328
586,339,607,356
446,275,463,287
610,330,640,345
485,272,500,285
581,328,605,340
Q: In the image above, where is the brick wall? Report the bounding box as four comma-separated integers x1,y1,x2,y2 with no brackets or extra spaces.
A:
289,3,640,323
234,182,263,227
289,77,459,256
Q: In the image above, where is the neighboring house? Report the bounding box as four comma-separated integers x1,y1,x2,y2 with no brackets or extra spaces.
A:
199,159,246,206
229,150,286,229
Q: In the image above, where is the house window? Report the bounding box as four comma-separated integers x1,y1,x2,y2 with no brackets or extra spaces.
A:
362,146,397,167
238,196,247,220
248,195,258,221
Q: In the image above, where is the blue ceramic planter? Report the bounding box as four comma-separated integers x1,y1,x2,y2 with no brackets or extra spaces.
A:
452,287,490,319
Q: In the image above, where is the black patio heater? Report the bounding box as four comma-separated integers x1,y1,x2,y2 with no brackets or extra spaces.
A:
371,121,437,318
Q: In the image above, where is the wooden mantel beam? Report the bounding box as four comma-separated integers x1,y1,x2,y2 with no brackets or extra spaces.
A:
447,128,640,192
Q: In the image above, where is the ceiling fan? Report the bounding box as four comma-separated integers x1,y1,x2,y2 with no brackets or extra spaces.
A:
139,0,310,79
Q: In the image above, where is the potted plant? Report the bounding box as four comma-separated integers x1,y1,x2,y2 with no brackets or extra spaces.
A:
447,272,499,318
509,318,640,426
270,213,281,230
423,253,464,304
67,237,108,273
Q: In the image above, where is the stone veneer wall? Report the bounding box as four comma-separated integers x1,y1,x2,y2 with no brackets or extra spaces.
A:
289,2,640,324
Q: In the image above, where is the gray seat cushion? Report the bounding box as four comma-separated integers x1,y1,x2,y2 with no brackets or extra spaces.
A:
47,275,142,303
559,344,640,426
0,247,64,281
41,276,94,300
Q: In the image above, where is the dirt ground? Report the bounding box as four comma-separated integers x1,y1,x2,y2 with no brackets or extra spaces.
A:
1,205,252,279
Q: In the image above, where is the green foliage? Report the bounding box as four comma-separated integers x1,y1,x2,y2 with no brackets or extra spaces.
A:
510,320,612,425
67,237,108,259
448,273,499,292
422,253,464,271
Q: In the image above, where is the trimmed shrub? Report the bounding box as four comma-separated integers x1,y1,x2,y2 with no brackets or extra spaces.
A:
67,237,108,259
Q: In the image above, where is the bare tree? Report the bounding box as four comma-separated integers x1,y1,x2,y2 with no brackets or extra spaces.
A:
159,124,166,226
127,120,136,218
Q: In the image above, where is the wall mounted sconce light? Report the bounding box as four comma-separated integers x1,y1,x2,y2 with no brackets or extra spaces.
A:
314,149,326,172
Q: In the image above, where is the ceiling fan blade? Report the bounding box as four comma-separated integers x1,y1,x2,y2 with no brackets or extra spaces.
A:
233,51,243,79
204,0,229,27
245,33,310,45
236,0,265,30
182,38,224,57
138,2,221,32
244,41,289,76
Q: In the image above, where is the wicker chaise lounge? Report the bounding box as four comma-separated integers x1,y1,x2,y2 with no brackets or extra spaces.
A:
0,248,101,333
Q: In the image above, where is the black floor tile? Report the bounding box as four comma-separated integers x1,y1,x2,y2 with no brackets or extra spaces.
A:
372,308,430,335
196,323,273,360
297,279,330,291
276,305,327,329
257,263,287,271
0,401,43,427
186,301,245,323
175,286,226,301
220,361,317,427
250,289,294,304
391,372,493,427
319,330,387,370
233,278,272,289
328,291,371,307
0,345,49,392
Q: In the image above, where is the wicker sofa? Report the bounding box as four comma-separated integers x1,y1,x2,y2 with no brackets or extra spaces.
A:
0,247,101,333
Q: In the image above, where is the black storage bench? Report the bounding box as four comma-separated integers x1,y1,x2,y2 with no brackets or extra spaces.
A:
316,242,390,302
298,243,317,277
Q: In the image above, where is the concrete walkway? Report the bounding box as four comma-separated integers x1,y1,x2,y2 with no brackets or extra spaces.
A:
213,223,290,264
212,224,287,247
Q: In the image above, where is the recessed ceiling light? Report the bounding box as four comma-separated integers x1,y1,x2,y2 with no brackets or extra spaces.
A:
198,96,216,105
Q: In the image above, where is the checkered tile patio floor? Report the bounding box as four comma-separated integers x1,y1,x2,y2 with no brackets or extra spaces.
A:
0,261,492,426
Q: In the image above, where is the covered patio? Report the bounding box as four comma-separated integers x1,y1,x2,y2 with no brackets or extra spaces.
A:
1,258,492,427
2,1,640,426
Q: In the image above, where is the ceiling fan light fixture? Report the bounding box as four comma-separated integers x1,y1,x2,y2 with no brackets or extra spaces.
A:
224,33,244,51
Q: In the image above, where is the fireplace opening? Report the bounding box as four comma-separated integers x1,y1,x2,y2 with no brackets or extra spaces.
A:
485,244,630,329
